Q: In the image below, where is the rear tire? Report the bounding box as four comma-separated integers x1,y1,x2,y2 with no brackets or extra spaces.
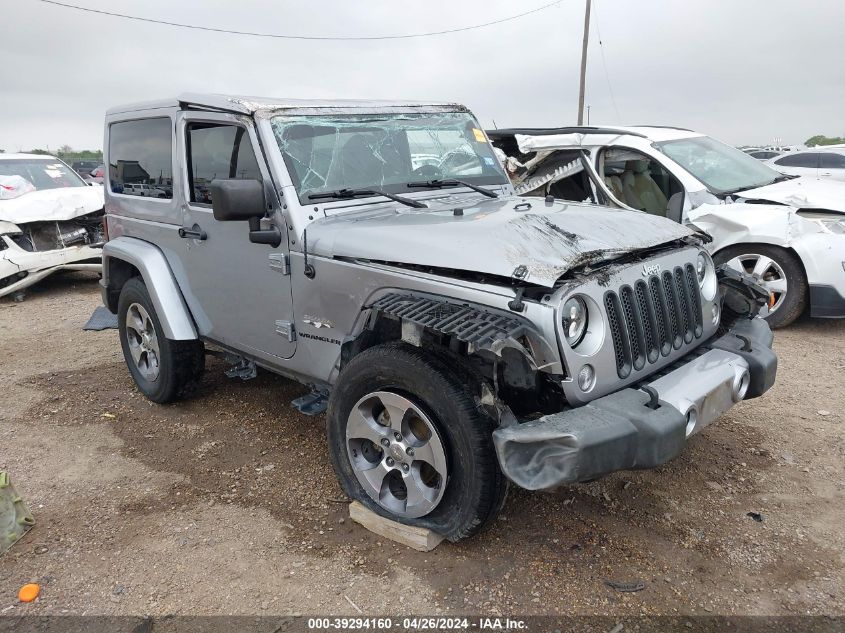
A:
327,342,508,541
117,277,204,403
714,244,807,328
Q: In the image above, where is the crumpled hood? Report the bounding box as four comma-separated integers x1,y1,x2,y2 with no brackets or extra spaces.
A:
0,186,104,224
308,197,693,287
737,177,845,213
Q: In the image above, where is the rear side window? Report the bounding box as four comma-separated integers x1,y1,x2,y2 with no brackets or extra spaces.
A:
820,153,845,169
186,123,262,204
108,118,173,197
775,153,819,168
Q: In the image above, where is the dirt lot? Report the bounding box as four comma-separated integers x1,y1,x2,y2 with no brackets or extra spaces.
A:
1,272,843,618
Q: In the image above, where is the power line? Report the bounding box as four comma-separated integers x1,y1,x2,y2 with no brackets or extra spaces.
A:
592,0,620,120
33,0,563,41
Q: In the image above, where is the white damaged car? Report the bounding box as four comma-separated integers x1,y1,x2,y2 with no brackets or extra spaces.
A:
489,127,845,327
1,153,105,300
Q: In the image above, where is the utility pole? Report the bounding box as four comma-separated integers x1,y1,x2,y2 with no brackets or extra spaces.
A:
577,0,591,125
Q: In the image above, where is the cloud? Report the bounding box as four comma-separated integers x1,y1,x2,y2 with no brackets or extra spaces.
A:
1,0,843,150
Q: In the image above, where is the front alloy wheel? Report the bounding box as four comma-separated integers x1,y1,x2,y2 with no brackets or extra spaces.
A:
326,342,508,540
346,391,448,519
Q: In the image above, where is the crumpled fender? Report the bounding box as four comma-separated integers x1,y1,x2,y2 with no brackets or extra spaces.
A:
688,202,795,254
102,237,197,340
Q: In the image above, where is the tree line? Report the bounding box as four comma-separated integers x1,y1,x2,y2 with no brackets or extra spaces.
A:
805,135,845,147
0,145,103,162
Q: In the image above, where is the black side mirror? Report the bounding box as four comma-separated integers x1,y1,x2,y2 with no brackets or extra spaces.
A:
210,179,265,221
209,179,281,247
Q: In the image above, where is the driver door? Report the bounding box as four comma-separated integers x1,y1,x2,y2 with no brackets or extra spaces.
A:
169,111,296,361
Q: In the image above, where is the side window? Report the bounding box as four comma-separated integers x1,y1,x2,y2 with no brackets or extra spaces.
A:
775,153,819,168
186,123,262,204
602,148,683,217
109,118,173,197
820,153,845,169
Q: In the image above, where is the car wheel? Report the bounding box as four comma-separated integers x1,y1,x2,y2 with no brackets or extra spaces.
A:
714,245,807,328
117,277,205,403
327,342,508,541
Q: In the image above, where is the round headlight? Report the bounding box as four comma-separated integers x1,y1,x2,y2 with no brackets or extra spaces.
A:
696,252,708,283
697,250,717,301
562,296,588,347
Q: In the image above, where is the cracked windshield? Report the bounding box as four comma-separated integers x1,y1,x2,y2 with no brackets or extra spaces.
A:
271,111,508,203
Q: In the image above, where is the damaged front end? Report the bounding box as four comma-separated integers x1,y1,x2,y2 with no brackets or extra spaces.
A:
491,266,776,490
0,210,105,299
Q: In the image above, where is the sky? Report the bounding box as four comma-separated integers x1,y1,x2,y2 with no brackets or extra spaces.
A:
2,0,844,152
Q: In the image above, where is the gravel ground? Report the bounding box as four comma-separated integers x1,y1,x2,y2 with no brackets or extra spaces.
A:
0,272,843,617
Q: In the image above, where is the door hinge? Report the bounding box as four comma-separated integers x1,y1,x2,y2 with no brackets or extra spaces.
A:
268,253,290,275
275,320,296,342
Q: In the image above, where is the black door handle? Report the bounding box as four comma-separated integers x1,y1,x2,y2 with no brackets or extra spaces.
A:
178,224,207,240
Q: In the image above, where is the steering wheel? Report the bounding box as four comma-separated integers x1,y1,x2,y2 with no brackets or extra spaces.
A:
411,164,443,179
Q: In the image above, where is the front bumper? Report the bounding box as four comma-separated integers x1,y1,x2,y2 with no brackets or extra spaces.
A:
0,244,103,298
810,284,845,318
492,317,777,490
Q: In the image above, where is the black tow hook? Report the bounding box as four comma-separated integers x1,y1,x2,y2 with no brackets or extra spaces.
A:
641,385,661,410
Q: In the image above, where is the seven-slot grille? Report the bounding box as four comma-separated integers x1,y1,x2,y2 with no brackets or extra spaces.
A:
604,264,704,378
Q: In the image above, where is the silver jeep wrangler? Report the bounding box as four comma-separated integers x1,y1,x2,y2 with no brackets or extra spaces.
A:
101,94,777,540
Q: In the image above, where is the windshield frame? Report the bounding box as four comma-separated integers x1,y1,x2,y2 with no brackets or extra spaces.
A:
654,135,784,195
270,111,510,207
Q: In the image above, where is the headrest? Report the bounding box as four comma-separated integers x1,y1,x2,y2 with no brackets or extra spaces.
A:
625,160,649,174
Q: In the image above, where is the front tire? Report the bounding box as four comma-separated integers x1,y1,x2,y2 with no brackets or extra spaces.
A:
714,245,807,328
117,277,205,403
327,343,508,541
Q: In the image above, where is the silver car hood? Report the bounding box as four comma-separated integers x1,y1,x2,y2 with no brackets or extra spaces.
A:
307,197,693,287
736,177,845,213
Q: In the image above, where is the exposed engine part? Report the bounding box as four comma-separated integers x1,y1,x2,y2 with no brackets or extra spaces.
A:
8,211,104,252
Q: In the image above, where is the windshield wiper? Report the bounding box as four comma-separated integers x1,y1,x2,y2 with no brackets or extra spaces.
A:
308,188,426,209
407,179,498,198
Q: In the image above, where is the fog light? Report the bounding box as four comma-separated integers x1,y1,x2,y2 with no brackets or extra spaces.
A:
733,369,750,402
711,303,720,325
577,364,595,392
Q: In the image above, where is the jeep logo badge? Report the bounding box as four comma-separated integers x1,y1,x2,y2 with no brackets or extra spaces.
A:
642,263,661,277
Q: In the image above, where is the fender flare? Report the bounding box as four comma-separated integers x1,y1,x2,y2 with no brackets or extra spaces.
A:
102,237,197,340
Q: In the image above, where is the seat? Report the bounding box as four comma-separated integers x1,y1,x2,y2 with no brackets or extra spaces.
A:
620,160,668,215
281,125,325,191
339,134,385,189
604,173,625,202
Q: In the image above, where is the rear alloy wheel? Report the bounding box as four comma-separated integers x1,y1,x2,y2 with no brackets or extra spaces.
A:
715,245,807,328
124,302,161,382
117,277,205,403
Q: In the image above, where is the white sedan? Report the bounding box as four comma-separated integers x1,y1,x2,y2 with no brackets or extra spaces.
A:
1,154,104,300
767,148,845,182
489,126,845,327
